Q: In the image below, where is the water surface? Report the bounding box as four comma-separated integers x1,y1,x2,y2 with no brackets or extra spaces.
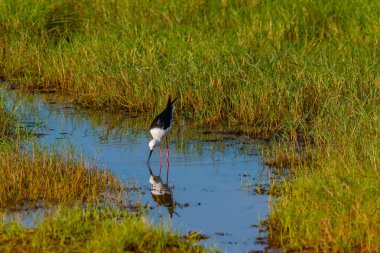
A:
4,90,272,253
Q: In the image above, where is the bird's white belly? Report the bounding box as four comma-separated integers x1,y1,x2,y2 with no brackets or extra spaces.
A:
150,126,172,140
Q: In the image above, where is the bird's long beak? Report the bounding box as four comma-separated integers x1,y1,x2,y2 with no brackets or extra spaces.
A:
147,149,153,164
147,162,153,175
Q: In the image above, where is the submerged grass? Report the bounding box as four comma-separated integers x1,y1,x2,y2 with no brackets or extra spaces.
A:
0,206,206,253
0,96,22,140
1,0,380,251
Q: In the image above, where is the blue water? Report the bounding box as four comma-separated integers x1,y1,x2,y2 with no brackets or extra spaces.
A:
4,90,271,253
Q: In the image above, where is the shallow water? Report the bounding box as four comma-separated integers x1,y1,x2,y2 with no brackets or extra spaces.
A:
4,90,272,253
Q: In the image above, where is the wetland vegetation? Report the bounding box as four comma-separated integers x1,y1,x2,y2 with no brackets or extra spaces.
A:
1,0,380,251
0,207,205,253
0,97,206,251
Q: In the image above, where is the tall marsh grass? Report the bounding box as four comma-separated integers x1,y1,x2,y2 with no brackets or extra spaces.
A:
267,132,380,251
1,0,377,131
1,0,380,251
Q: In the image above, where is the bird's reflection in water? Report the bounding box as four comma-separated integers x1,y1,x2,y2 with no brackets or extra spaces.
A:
147,159,178,220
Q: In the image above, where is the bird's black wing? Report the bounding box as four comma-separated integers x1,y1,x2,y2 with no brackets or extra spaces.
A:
150,107,172,130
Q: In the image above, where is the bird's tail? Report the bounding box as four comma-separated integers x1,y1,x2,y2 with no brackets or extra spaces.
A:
167,96,178,108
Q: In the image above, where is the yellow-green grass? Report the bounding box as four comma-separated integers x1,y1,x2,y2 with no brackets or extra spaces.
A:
1,0,380,251
0,96,124,210
268,140,380,252
0,145,125,210
0,206,206,253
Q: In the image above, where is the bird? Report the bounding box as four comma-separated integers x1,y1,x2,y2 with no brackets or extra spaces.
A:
147,96,178,163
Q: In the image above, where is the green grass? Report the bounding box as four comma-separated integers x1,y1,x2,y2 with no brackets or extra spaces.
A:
0,206,206,253
1,0,380,251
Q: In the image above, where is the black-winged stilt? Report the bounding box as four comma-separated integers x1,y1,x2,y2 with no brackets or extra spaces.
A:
147,162,176,218
147,96,178,163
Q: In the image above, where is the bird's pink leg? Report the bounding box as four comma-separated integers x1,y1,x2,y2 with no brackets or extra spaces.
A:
166,157,170,182
166,137,170,160
166,137,170,171
159,146,163,175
